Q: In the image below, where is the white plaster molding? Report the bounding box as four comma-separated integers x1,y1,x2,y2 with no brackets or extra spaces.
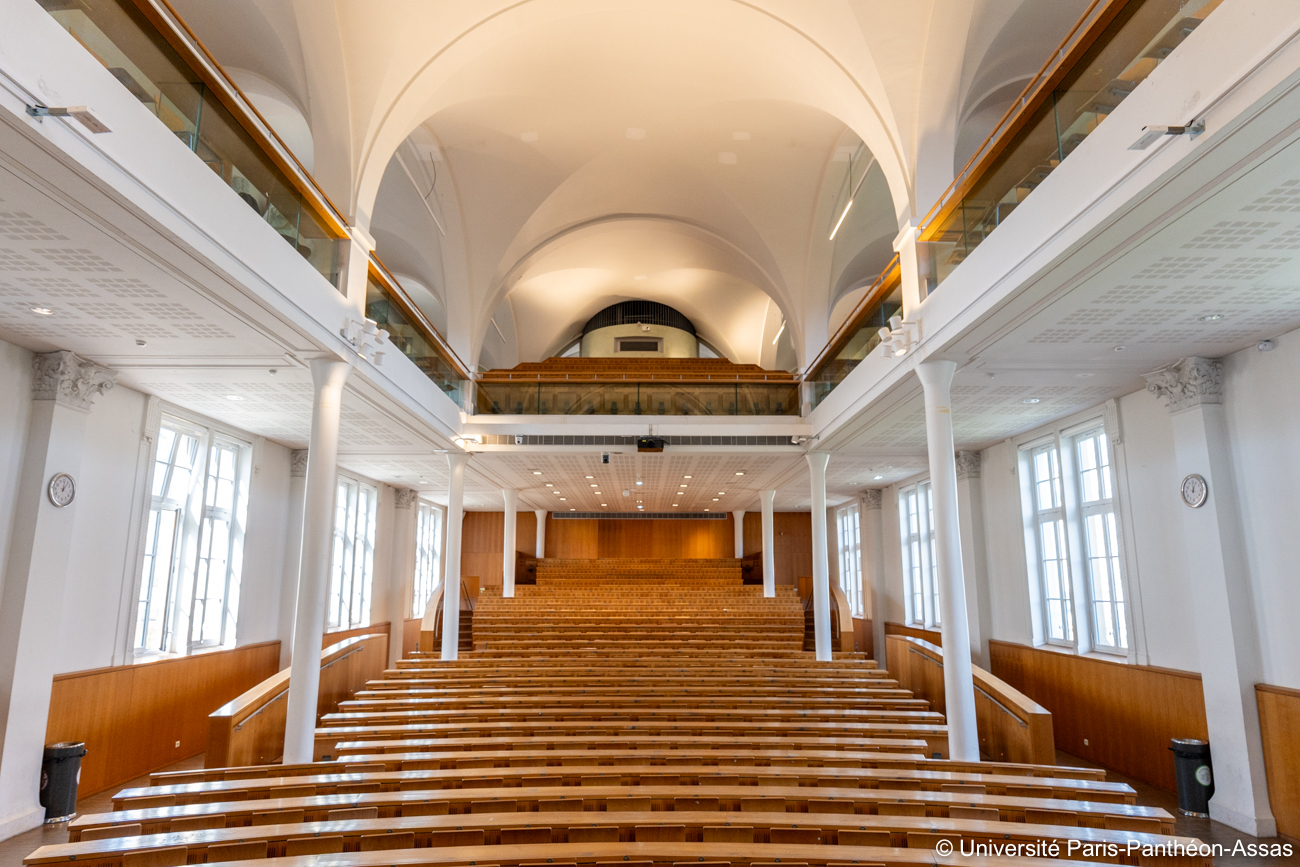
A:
31,350,117,410
394,488,419,510
860,489,883,510
955,450,981,481
289,449,309,478
1143,356,1223,413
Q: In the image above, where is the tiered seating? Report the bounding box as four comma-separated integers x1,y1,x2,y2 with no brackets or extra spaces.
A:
27,561,1208,867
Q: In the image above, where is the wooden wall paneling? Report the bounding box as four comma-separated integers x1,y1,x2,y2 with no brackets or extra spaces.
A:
402,618,422,657
1256,683,1300,841
852,617,873,658
742,512,810,586
46,641,280,799
546,517,599,559
990,640,1207,790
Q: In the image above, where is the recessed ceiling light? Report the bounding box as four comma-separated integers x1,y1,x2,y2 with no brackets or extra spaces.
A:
712,498,719,501
532,471,542,475
225,395,244,401
735,472,745,475
637,505,643,509
560,497,566,501
546,483,553,487
704,509,710,512
30,306,53,316
1114,345,1126,352
672,504,678,507
601,503,607,506
679,484,687,488
1199,313,1225,322
419,479,428,484
570,508,576,511
590,484,598,487
594,491,601,494
874,475,884,480
718,492,725,495
684,475,692,479
1023,398,1041,404
585,475,594,479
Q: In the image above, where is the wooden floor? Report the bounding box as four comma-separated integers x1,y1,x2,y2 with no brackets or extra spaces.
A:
12,563,1268,866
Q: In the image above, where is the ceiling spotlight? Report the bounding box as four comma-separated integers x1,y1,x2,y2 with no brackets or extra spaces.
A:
1199,313,1225,322
570,508,576,511
590,484,598,487
712,498,719,501
586,475,594,479
30,306,53,316
637,505,644,509
532,471,542,475
718,492,726,495
1023,398,1041,404
704,509,710,512
735,472,745,476
684,475,692,479
559,497,566,501
679,484,687,488
601,503,607,506
673,504,678,507
419,479,428,484
635,478,643,486
545,483,553,487
225,395,244,401
874,475,884,480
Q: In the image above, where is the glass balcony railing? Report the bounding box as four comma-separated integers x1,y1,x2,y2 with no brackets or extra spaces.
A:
476,381,801,417
807,0,1224,407
39,0,341,285
365,267,468,404
920,0,1224,289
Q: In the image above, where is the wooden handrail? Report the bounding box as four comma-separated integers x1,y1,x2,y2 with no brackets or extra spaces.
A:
885,634,1054,764
829,582,856,653
206,634,387,768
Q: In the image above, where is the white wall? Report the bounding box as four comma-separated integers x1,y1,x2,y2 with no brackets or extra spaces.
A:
236,437,291,647
54,383,149,673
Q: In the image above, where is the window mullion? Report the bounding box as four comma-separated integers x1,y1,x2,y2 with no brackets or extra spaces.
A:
1057,437,1092,654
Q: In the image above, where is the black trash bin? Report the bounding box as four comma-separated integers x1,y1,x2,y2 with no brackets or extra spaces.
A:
1170,738,1213,817
40,742,86,823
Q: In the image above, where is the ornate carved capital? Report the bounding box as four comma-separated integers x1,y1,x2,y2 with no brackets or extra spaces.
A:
1143,357,1223,412
395,488,419,510
955,450,981,481
860,489,883,510
31,350,116,410
290,449,309,478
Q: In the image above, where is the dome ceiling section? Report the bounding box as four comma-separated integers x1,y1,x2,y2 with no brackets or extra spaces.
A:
500,219,778,365
353,0,914,238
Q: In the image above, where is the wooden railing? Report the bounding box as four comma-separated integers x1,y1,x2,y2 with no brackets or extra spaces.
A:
886,620,943,646
829,582,855,653
206,634,387,768
45,641,279,798
886,635,1054,765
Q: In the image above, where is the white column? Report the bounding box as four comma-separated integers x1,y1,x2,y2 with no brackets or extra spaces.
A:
955,451,992,668
440,454,469,660
759,490,776,598
502,489,519,597
0,352,115,839
1145,358,1275,836
277,450,308,668
732,510,745,559
807,453,832,662
916,360,979,762
282,358,350,764
860,490,887,666
388,489,419,666
534,509,547,558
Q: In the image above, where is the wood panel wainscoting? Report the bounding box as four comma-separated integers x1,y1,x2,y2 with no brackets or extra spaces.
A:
885,620,943,646
886,635,1053,765
743,512,811,587
45,641,280,799
402,618,422,657
989,639,1207,791
851,616,874,658
1256,683,1300,841
207,634,389,768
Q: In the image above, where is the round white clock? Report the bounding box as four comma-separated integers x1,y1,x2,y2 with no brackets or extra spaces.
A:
1180,473,1208,508
48,473,76,508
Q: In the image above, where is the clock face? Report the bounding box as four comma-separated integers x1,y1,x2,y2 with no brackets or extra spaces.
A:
48,473,76,508
1181,474,1207,508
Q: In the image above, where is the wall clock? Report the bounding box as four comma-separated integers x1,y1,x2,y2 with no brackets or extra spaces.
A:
48,473,76,508
1180,473,1208,508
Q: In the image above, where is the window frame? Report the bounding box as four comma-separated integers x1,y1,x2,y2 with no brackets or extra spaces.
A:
134,414,251,658
413,500,444,618
1016,408,1133,658
836,503,863,617
328,474,378,630
898,479,939,629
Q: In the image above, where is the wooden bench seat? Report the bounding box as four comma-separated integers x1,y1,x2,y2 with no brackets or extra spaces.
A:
74,783,1176,840
29,809,1197,866
112,764,1135,809
319,708,946,728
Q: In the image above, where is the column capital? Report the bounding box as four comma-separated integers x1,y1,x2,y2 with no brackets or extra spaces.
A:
394,488,419,510
290,449,309,478
1144,356,1223,412
32,350,116,410
860,489,883,510
955,450,981,481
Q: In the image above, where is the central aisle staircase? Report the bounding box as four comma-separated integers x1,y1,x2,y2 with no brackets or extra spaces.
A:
28,559,1207,867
